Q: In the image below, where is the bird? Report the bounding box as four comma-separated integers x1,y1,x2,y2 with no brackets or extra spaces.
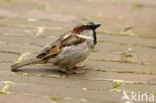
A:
11,22,101,74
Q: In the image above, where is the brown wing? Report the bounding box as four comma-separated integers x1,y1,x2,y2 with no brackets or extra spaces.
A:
36,31,85,60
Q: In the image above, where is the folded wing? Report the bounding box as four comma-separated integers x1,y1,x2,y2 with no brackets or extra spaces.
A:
36,32,85,60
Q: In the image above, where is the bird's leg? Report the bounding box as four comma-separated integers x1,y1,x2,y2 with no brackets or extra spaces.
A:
67,65,87,74
73,64,86,69
70,67,86,74
62,64,87,74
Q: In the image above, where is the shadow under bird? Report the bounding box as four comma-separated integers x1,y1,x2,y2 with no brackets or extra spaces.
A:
11,22,101,74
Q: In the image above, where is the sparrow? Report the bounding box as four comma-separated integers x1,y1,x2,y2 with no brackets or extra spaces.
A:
11,22,101,74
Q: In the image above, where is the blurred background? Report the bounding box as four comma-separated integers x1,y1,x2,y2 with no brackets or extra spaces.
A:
0,0,156,103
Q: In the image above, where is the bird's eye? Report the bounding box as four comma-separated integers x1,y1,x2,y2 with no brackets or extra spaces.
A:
85,25,91,30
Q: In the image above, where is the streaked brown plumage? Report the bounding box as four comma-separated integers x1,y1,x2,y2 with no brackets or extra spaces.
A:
11,22,101,74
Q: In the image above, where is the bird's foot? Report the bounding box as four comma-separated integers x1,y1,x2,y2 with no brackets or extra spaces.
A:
61,64,87,74
69,65,87,74
70,69,86,74
73,64,86,69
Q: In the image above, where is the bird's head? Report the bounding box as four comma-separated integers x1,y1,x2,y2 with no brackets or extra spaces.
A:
73,22,101,45
73,22,101,34
84,22,101,31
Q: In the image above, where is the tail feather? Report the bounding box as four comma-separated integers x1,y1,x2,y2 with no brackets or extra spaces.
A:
11,58,42,72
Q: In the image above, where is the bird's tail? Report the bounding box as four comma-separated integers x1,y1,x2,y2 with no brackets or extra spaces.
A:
11,58,43,72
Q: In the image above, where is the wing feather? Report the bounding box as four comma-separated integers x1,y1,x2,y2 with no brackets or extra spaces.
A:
37,32,85,59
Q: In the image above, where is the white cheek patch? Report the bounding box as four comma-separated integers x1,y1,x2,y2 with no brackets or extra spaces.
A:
77,35,92,39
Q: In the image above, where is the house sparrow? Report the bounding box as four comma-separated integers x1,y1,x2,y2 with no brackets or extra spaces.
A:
11,22,101,74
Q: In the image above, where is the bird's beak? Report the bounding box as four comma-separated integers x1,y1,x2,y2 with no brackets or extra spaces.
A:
94,24,101,30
